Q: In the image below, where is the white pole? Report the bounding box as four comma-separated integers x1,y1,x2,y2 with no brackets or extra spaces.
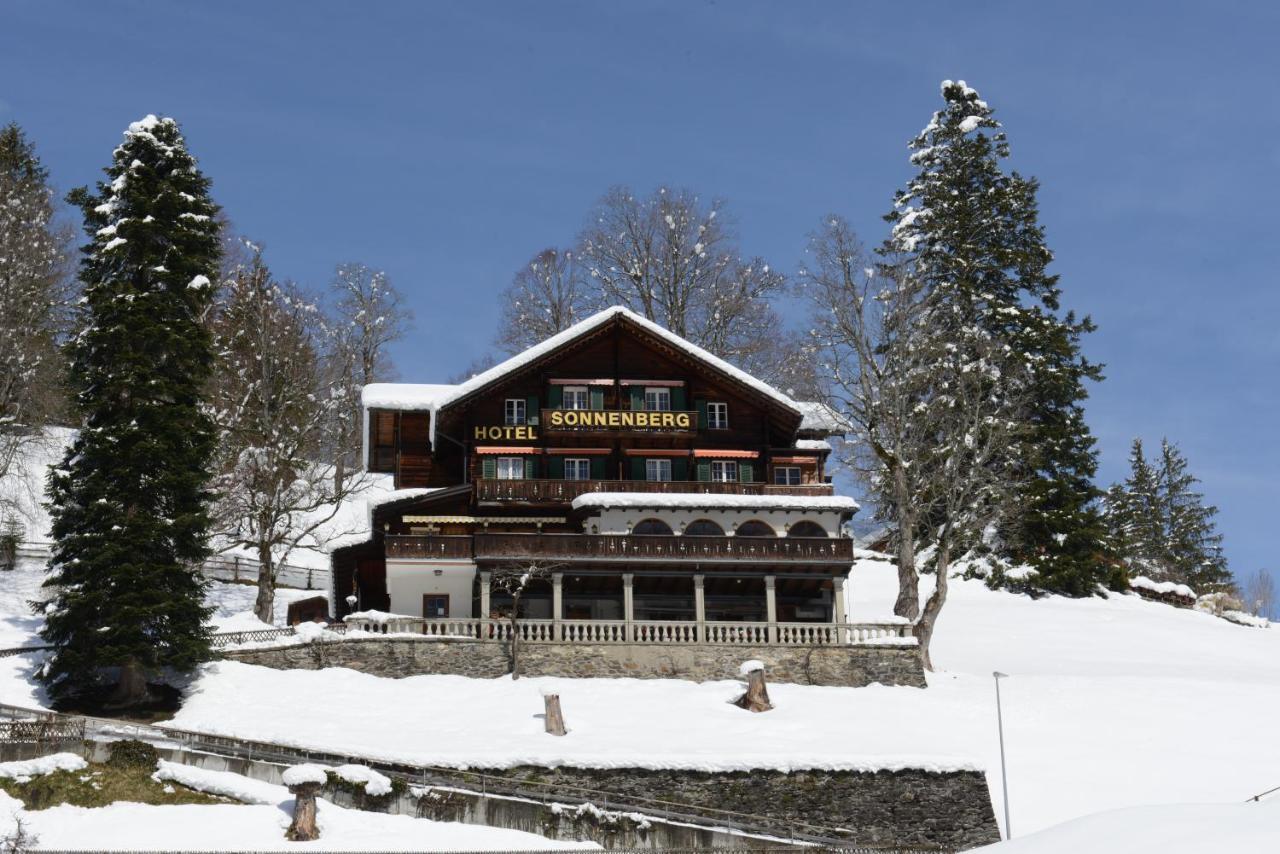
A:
993,671,1012,839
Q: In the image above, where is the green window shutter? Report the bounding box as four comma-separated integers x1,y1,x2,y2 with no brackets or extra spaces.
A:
629,386,645,411
589,387,604,410
695,398,708,429
547,456,564,479
590,456,607,480
482,457,496,479
696,461,711,482
526,395,540,424
524,457,537,479
630,457,646,481
671,386,686,411
672,457,688,481
738,462,753,483
548,386,563,409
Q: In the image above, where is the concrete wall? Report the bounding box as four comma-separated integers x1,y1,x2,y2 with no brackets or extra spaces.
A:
225,636,927,688
386,559,475,617
581,506,844,537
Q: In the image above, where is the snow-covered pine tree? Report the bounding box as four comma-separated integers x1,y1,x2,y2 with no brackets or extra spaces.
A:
884,80,1111,595
1157,439,1230,590
39,116,220,708
0,123,73,482
1105,438,1164,577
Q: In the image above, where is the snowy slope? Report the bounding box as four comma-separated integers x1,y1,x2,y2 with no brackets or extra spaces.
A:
847,552,1280,836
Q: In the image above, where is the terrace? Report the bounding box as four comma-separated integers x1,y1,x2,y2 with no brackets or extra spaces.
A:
385,532,855,564
473,477,834,503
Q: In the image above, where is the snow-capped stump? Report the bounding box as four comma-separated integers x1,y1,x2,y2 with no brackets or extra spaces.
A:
734,660,773,713
543,691,567,736
283,763,328,841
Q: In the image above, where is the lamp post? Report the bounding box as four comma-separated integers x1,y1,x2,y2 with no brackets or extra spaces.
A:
993,671,1012,839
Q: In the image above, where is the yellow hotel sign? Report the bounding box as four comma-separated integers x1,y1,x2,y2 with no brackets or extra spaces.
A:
472,409,694,441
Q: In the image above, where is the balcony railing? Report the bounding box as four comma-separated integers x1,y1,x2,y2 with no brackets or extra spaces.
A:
385,533,852,563
342,614,912,646
474,478,833,503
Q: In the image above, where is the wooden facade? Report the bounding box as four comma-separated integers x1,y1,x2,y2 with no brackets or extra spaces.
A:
343,309,852,625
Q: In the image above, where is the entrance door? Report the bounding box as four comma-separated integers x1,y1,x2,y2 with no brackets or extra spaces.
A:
423,594,450,618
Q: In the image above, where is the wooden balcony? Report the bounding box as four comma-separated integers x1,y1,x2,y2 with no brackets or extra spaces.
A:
385,533,853,564
474,477,833,503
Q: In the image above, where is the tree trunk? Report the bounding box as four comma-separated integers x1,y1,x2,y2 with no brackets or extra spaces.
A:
286,781,322,841
544,693,567,735
892,464,920,620
106,658,151,709
734,668,773,713
254,543,275,624
913,539,951,671
333,455,345,494
509,595,521,681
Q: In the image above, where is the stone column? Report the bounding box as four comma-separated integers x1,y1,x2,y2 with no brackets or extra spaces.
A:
479,570,491,630
765,574,778,644
693,573,706,643
622,572,634,642
832,574,848,644
552,571,563,641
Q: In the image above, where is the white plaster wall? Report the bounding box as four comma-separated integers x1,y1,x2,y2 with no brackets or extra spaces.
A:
579,507,844,537
386,559,477,618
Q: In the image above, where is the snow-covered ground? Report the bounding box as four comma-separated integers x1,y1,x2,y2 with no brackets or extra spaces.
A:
0,760,598,851
162,554,1280,839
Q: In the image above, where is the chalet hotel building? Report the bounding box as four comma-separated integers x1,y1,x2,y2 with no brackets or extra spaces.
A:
333,306,859,636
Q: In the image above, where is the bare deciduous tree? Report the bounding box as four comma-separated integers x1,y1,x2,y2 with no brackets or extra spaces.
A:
0,123,73,485
804,215,1026,668
496,248,591,354
489,562,559,680
326,263,411,491
1243,569,1276,620
210,250,372,623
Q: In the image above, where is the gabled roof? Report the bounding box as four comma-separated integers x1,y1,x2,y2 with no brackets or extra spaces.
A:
365,306,808,443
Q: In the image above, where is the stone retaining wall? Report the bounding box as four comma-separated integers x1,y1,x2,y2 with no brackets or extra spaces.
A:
224,636,926,688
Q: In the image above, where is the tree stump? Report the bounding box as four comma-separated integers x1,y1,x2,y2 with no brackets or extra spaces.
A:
286,781,322,840
544,692,567,736
734,664,773,713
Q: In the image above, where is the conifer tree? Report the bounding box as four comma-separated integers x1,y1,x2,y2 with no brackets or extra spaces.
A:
1157,439,1230,590
1105,438,1163,575
39,116,220,708
884,80,1111,595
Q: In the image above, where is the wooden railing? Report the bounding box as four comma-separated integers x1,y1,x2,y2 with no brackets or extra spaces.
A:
472,532,854,563
342,614,913,646
385,535,474,560
475,478,833,503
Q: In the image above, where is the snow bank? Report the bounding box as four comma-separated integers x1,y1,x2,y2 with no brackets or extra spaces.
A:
0,752,86,779
166,662,979,774
571,492,859,512
153,760,283,805
974,800,1280,853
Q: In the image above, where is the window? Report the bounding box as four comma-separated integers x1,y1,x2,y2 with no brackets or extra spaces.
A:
562,386,589,410
644,387,671,411
774,466,802,486
684,519,724,536
496,457,524,480
788,520,828,538
646,458,672,482
707,402,728,430
504,398,526,426
564,458,591,481
711,460,738,482
632,518,674,535
736,520,776,537
423,594,449,618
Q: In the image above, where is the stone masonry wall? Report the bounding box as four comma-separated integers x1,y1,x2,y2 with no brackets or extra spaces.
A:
223,636,926,688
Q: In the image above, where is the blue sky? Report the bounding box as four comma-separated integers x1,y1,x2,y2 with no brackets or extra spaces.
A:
3,1,1276,590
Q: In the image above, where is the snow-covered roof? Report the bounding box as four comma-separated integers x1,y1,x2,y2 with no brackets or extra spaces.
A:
571,492,859,513
795,401,849,434
361,383,457,411
795,438,833,452
1130,576,1196,600
362,307,807,443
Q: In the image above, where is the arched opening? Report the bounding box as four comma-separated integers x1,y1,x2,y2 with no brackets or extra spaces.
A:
683,518,725,536
787,520,828,538
735,520,776,538
632,518,674,536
